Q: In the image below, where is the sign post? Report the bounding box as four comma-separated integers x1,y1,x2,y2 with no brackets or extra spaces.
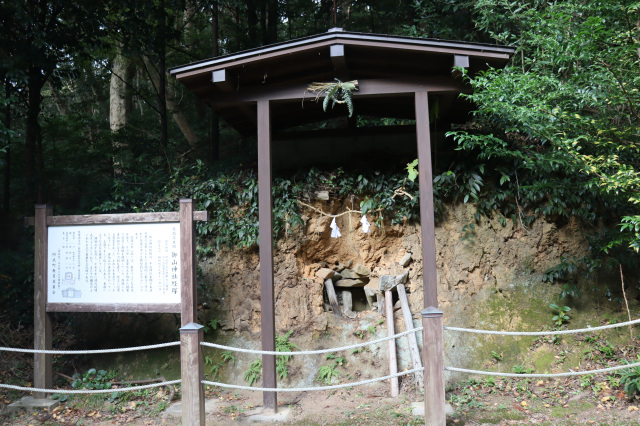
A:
30,200,207,399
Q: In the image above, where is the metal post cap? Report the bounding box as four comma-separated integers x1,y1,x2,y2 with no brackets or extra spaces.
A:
179,322,204,332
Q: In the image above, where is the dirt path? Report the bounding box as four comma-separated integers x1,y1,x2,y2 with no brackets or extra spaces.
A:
2,376,640,425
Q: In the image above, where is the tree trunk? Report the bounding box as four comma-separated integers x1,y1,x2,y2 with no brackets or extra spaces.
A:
247,0,258,47
3,79,10,213
144,56,200,150
158,0,168,148
25,67,44,208
211,1,220,162
267,0,277,44
109,52,135,132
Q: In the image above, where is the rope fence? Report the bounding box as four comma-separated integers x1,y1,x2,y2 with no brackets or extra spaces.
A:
0,380,181,395
200,327,422,355
446,362,640,378
0,341,180,355
202,368,423,392
1,316,638,398
444,318,640,336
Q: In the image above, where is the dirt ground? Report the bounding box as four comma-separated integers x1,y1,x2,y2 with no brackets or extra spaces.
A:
2,373,640,425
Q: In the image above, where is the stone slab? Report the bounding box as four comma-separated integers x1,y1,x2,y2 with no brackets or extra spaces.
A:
339,269,360,279
315,268,335,280
7,396,60,413
379,270,408,292
245,406,291,423
399,253,412,267
334,278,366,287
353,263,371,277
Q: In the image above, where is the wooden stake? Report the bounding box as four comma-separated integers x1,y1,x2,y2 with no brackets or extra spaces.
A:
324,279,343,317
385,289,399,397
397,284,424,389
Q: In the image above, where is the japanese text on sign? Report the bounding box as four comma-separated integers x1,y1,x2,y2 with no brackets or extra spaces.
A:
47,223,180,305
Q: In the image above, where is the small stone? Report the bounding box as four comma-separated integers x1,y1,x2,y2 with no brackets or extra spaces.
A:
346,259,353,268
333,272,343,281
353,263,371,277
363,280,379,309
364,280,380,296
341,290,357,319
393,300,401,311
314,190,329,200
334,278,366,288
340,269,360,279
316,268,335,280
378,270,409,292
399,253,412,267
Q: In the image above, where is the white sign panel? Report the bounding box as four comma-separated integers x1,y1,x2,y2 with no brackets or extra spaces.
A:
47,223,180,305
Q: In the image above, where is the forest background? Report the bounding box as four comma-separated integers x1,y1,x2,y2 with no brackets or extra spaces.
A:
0,0,638,325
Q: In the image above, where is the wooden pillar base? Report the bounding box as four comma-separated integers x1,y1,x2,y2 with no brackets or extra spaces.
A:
422,307,445,426
180,323,205,426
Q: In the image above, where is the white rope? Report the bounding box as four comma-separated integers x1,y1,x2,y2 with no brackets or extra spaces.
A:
200,327,423,356
444,318,640,336
446,361,640,378
201,368,422,392
0,380,181,394
0,341,180,355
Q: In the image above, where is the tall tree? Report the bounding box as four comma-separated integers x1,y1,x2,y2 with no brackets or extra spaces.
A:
449,0,640,253
0,0,103,208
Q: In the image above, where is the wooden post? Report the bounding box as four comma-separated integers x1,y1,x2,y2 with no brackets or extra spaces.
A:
422,307,445,426
180,199,197,326
34,204,52,399
376,293,384,313
324,279,342,317
415,91,438,309
257,99,277,412
385,289,399,397
397,284,424,388
180,323,205,426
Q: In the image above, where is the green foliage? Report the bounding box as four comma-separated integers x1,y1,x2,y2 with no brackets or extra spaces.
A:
205,355,222,380
317,352,347,384
308,80,358,118
548,303,571,326
317,363,339,384
244,359,262,387
491,351,503,362
511,365,533,375
620,356,640,399
221,351,236,366
135,163,425,250
71,369,115,390
454,0,640,257
275,330,298,380
205,350,236,380
406,159,419,182
203,319,220,334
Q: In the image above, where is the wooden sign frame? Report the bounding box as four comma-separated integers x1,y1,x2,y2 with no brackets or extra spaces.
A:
29,199,207,398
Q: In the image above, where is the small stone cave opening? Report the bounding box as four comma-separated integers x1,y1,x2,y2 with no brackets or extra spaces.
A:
323,286,372,313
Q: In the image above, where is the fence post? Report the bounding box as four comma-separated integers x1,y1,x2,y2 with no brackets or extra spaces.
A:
180,323,205,426
422,307,445,426
34,204,52,399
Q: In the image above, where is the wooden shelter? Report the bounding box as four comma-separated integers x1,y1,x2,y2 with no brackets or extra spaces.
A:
170,28,514,412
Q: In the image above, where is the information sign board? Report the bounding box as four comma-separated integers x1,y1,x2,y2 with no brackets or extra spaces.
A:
47,223,180,305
